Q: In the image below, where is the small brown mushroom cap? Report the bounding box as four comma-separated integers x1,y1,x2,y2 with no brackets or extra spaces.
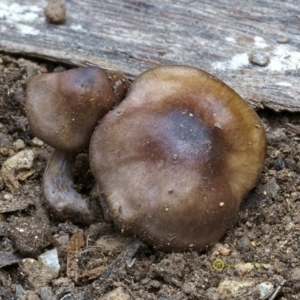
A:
26,67,128,224
26,67,129,151
89,65,267,252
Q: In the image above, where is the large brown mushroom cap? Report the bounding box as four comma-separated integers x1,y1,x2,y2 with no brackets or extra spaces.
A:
26,67,129,151
89,65,267,252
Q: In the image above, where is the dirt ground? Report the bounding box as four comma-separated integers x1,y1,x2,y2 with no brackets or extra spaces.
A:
0,54,300,300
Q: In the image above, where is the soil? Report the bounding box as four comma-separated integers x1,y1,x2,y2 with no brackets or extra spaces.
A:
0,54,300,300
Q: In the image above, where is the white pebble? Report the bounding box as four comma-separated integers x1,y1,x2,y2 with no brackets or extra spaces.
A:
32,137,44,147
3,193,13,201
38,249,60,279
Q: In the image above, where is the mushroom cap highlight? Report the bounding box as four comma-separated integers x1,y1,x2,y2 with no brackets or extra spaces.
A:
90,65,267,252
26,67,129,151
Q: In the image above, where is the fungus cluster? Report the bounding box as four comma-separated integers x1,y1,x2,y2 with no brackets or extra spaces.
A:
26,65,266,252
26,67,129,224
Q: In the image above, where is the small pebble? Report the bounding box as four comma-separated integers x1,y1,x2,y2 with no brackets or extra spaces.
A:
44,0,66,24
158,50,167,56
2,149,34,171
258,178,280,198
277,36,289,44
274,158,285,171
249,51,270,67
3,193,13,201
262,264,273,270
211,242,230,256
237,235,250,252
218,279,256,298
13,139,26,150
38,249,60,279
32,137,44,147
256,282,274,299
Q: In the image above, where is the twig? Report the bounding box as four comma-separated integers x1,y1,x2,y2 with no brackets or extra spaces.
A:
268,279,286,300
286,123,300,134
262,279,286,300
100,238,142,279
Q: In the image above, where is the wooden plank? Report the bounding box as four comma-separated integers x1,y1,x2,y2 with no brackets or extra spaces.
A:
1,0,300,111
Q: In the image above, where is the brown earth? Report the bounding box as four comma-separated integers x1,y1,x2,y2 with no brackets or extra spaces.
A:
0,54,299,300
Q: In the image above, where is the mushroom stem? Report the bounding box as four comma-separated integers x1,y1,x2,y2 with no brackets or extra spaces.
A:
43,149,100,225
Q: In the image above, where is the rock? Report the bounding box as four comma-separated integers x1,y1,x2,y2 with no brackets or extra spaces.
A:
13,139,26,150
274,158,285,170
38,249,60,279
277,36,289,44
255,282,274,299
237,235,251,252
258,178,280,198
98,287,131,300
44,0,66,24
210,243,230,256
218,278,256,298
2,149,34,172
248,51,270,67
32,137,44,147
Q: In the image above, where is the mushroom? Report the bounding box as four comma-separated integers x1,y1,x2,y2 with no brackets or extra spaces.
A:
89,65,267,251
26,67,129,224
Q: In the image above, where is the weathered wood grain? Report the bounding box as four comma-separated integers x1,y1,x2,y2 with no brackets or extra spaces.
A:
1,0,300,111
